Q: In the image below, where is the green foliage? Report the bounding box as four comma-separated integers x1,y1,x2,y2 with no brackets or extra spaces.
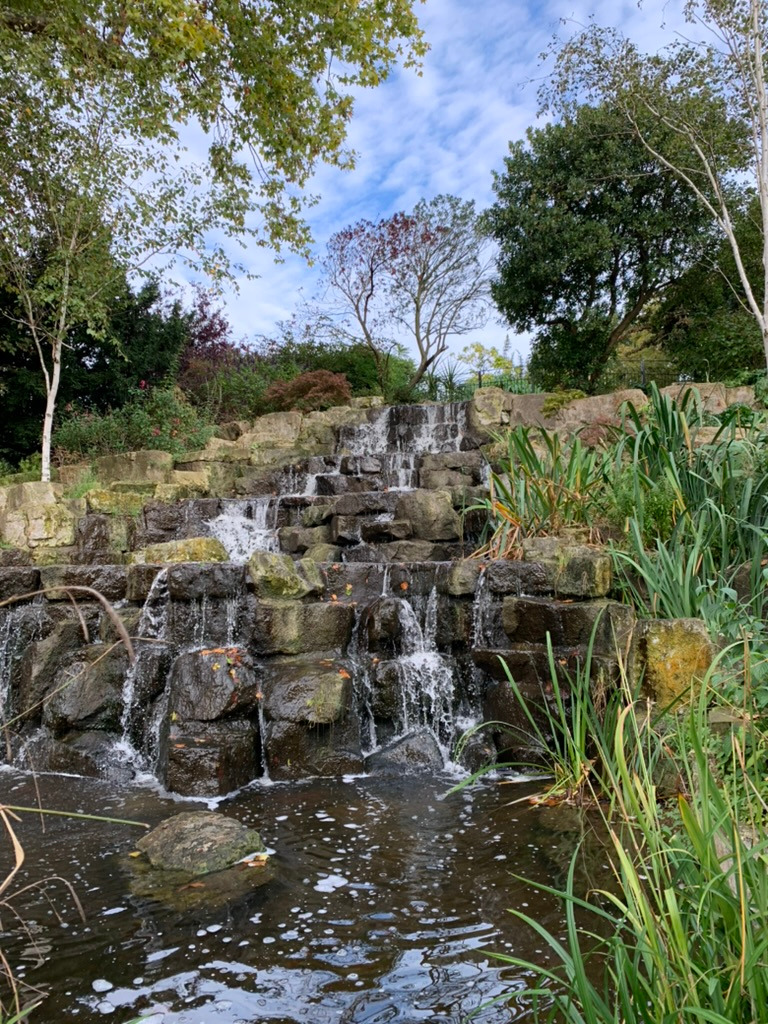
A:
492,678,768,1024
485,103,713,392
540,389,586,417
52,388,214,459
472,426,609,557
263,370,352,412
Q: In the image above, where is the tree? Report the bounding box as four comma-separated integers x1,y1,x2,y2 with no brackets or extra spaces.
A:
484,104,713,391
0,0,426,478
544,0,768,372
0,278,192,466
317,195,492,394
646,199,765,379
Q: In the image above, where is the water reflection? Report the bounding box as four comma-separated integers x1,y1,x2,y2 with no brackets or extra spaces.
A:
1,769,599,1023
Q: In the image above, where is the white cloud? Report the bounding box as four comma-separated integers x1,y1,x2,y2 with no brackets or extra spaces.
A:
187,0,695,365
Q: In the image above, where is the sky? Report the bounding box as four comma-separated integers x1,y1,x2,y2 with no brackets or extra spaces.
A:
183,0,690,368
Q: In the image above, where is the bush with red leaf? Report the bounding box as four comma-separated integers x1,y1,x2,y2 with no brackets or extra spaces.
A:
264,370,352,412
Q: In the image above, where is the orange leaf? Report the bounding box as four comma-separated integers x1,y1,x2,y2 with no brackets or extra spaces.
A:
338,668,351,679
173,743,187,749
399,581,409,591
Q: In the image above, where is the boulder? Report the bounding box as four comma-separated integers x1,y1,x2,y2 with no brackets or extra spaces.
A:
168,647,262,721
639,618,715,706
248,551,324,600
129,537,229,565
136,811,265,875
466,387,509,440
394,490,461,541
365,728,444,773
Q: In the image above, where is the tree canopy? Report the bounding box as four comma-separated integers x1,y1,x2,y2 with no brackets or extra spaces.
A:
318,194,491,394
0,0,426,478
484,103,713,391
543,0,768,372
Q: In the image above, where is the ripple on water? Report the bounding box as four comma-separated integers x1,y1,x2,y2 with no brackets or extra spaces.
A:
2,769,591,1023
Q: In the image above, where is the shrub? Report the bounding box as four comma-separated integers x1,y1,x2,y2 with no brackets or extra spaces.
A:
263,370,352,412
53,387,214,459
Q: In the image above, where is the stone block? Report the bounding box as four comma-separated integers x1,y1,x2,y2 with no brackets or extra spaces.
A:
278,524,332,554
165,563,247,601
241,410,304,447
467,387,509,440
87,489,151,516
126,563,164,602
248,551,324,600
129,537,229,565
303,543,342,562
250,599,354,655
0,566,41,601
42,649,125,735
93,450,173,485
443,560,483,596
521,538,612,598
394,489,460,541
639,618,715,706
38,565,128,602
169,647,262,721
165,720,260,797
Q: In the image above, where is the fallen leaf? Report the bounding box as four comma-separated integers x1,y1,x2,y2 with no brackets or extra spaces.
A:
173,743,187,749
399,581,409,591
338,668,351,679
212,662,221,671
128,851,142,858
330,593,338,601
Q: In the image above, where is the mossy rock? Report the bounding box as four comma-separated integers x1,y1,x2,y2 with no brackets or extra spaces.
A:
129,537,229,564
248,551,323,599
87,489,154,516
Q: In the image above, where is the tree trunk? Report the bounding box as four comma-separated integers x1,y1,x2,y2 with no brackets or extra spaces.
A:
40,339,63,482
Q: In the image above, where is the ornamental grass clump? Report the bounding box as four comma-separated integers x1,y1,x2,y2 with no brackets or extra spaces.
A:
472,425,610,558
489,650,768,1024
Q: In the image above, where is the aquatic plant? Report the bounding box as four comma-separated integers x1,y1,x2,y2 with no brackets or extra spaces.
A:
472,425,609,558
492,674,768,1024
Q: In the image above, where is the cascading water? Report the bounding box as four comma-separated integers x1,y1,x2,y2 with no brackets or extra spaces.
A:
115,568,170,773
0,601,45,732
208,496,279,562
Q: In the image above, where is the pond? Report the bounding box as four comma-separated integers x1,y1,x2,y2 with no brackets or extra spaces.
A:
0,767,604,1024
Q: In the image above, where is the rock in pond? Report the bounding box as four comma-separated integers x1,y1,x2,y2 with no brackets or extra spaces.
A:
136,810,265,875
365,727,444,773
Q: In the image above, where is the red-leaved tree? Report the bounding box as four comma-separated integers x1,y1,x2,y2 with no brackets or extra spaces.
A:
316,195,492,393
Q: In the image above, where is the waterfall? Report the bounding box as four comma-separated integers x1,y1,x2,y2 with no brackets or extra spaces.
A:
0,601,45,734
208,496,279,562
115,568,170,771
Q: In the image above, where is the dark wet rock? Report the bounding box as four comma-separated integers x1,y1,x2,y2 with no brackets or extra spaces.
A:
126,563,165,602
166,562,247,601
261,656,356,725
15,619,92,722
12,726,106,776
260,655,362,780
330,515,364,544
485,560,551,596
0,566,40,601
358,598,405,658
359,518,412,543
365,727,444,773
165,720,260,797
443,560,483,596
43,647,126,735
169,647,262,721
38,564,128,602
333,492,400,517
264,719,363,780
501,597,635,649
136,811,265,875
0,548,32,567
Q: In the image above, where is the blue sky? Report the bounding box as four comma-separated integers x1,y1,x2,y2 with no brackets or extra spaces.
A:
187,0,688,367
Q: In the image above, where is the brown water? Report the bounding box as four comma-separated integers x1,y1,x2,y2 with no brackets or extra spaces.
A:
0,767,603,1024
